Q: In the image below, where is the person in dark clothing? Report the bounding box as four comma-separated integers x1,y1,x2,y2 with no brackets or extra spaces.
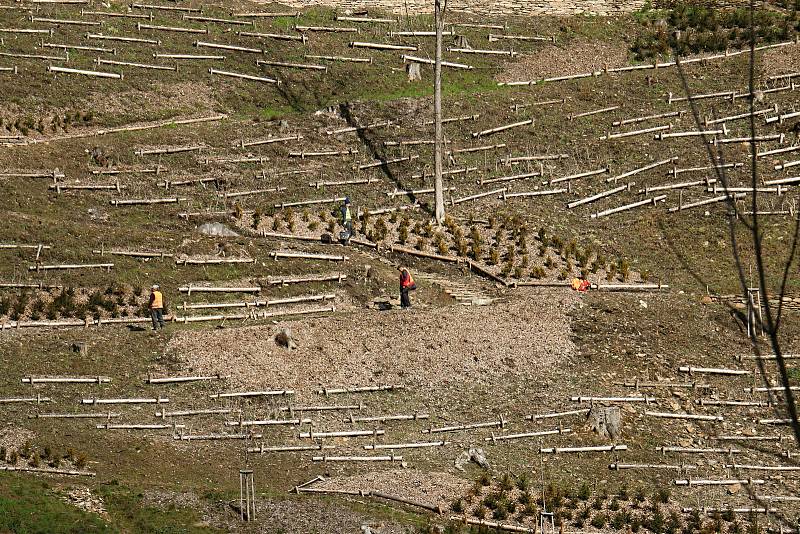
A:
398,266,416,309
340,197,353,239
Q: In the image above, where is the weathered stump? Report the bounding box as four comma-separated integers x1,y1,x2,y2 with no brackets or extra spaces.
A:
406,62,421,82
586,405,621,440
275,328,297,350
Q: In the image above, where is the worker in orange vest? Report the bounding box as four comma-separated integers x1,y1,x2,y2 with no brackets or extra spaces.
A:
398,266,416,309
570,278,590,292
149,284,165,330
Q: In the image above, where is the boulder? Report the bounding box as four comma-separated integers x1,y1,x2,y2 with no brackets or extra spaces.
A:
197,222,238,238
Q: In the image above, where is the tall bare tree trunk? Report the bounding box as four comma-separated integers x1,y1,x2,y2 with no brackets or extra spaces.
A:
433,0,446,224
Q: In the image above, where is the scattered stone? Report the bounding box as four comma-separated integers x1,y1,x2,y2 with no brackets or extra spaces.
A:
727,482,742,495
197,222,238,238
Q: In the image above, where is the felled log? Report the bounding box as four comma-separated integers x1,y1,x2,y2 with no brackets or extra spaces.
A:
131,2,200,12
136,144,204,156
86,33,159,45
656,126,728,140
658,446,740,454
572,395,654,402
336,15,395,23
501,189,567,200
305,54,371,63
486,428,571,443
364,441,447,450
645,411,723,421
317,384,403,395
175,257,255,265
33,412,119,419
0,466,95,476
249,444,333,453
299,429,385,438
274,196,346,209
0,395,51,403
23,375,111,384
155,408,232,418
389,244,460,263
411,167,476,180
0,51,67,61
667,90,735,104
356,154,418,170
669,162,742,176
82,397,168,404
593,283,669,291
280,404,363,412
571,105,620,120
310,178,377,188
268,273,346,285
238,31,306,43
601,124,672,141
326,121,391,135
137,22,207,34
290,149,358,158
591,195,666,219
211,68,278,83
175,432,262,441
613,110,683,127
346,413,428,424
541,444,627,454
226,418,311,426
450,143,507,155
184,15,251,25
110,198,186,206
705,106,775,126
51,182,124,193
674,478,764,486
28,263,113,271
548,166,609,185
451,188,505,205
526,408,589,420
727,464,800,471
609,463,697,470
448,47,516,57
92,248,172,258
97,423,184,430
488,33,554,42
48,65,122,79
270,251,348,261
238,134,302,148
679,366,749,375
312,455,402,462
567,184,630,209
296,25,357,32
210,390,293,399
472,119,532,138
480,170,541,186
82,9,153,19
178,285,260,294
640,179,716,195
44,42,114,53
423,416,507,434
713,134,784,145
146,374,228,384
154,53,224,60
223,187,285,199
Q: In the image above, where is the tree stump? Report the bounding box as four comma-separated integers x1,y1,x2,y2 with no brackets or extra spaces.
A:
454,35,470,49
586,405,621,440
72,342,88,357
275,328,297,350
406,62,421,82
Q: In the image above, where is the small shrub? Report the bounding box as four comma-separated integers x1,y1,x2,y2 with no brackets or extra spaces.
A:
557,269,570,281
544,256,555,270
308,221,319,231
398,225,409,244
618,483,629,500
0,446,5,461
513,266,524,279
9,450,18,464
474,505,487,519
609,498,620,511
531,266,545,279
415,237,427,251
655,488,671,504
252,209,262,229
477,472,491,487
630,516,641,532
611,511,627,529
577,482,591,501
591,496,603,510
451,498,464,513
488,248,500,265
499,473,513,492
591,513,607,528
326,220,336,234
520,254,529,268
648,505,665,534
301,209,310,222
28,452,40,467
518,491,531,505
75,453,87,469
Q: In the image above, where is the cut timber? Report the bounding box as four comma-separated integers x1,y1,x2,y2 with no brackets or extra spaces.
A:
82,397,168,404
268,274,346,285
570,105,620,120
600,124,672,140
593,283,669,292
317,385,404,395
48,65,122,79
667,193,746,213
136,144,204,156
450,518,535,533
176,257,255,265
734,465,800,472
646,411,723,421
274,196,346,209
238,134,302,148
209,68,278,84
389,245,460,263
44,42,114,53
280,404,363,412
668,90,735,104
0,466,95,476
715,436,788,442
92,249,172,258
23,376,110,384
295,25,357,32
706,107,775,126
312,455,402,462
451,188,505,205
607,158,676,183
175,433,262,441
488,33,554,42
674,478,764,486
34,412,120,419
640,179,716,195
679,366,749,375
669,162,743,175
248,444,333,453
758,418,792,424
336,15,395,23
712,134,784,145
209,390,293,399
137,22,208,34
311,178,378,188
0,396,51,403
387,186,456,198
682,507,777,514
156,408,231,418
86,33,159,45
658,446,740,454
364,441,448,450
299,429,385,438
131,3,200,12
146,374,228,384
526,408,590,420
423,416,507,434
450,143,507,155
256,59,326,71
549,166,609,185
270,251,348,261
613,111,683,126
178,286,260,294
356,155,418,170
154,53,224,60
350,41,416,51
326,121,391,135
609,463,697,470
110,198,186,206
238,31,306,43
480,171,541,186
223,187,285,199
29,263,113,272
486,428,571,443
592,195,666,219
175,306,336,323
97,423,184,430
473,119,532,138
448,47,517,57
402,54,472,69
744,385,800,393
226,418,311,426
541,444,627,453
567,184,630,209
52,183,126,193
183,15,252,25
346,413,429,423
696,399,767,407
572,396,655,402
501,189,567,200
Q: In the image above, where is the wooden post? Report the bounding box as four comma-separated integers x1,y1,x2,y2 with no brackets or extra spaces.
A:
239,470,255,521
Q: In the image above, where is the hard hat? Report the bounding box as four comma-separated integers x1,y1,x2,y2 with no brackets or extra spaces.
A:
344,197,351,204
152,284,159,289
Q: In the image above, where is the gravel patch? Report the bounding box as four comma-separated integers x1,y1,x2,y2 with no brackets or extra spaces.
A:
166,292,578,401
497,40,628,83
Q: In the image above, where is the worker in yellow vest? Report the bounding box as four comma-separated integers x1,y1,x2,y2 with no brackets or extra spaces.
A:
149,284,165,330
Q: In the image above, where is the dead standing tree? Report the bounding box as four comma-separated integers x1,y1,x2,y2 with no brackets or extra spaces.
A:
434,0,446,224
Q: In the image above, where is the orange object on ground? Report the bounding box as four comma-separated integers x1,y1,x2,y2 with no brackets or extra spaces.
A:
571,278,590,292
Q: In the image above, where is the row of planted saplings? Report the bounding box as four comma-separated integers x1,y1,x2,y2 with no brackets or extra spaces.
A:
0,284,153,322
450,472,761,534
1,441,89,471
